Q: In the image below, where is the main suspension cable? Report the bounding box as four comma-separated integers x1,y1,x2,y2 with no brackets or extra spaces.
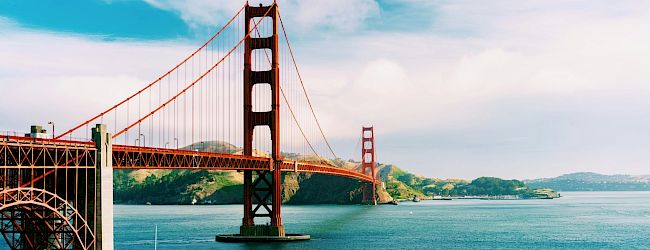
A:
56,5,246,140
113,6,274,139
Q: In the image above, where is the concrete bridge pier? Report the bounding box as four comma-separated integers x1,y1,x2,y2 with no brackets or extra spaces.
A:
92,124,114,249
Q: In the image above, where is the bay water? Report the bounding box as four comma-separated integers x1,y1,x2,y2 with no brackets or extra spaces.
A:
2,191,647,249
113,191,650,249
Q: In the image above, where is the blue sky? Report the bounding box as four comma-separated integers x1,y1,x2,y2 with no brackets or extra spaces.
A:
0,0,191,39
0,0,427,39
1,0,650,179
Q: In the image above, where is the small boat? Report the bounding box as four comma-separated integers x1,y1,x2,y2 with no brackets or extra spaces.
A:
412,196,421,202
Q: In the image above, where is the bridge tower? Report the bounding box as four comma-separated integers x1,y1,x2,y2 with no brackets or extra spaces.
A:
361,126,377,205
241,2,284,237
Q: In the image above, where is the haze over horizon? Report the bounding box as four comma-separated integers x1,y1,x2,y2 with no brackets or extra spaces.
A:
1,0,649,180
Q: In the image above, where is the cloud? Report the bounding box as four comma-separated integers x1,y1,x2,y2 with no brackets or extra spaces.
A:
0,24,194,133
298,0,650,134
287,0,379,32
142,0,243,30
142,0,379,32
287,1,650,178
2,1,650,178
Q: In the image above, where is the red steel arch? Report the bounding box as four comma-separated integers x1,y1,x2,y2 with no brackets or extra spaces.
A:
0,188,94,250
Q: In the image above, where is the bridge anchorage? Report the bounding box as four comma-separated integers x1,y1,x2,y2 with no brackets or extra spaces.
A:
0,125,112,249
1,1,381,248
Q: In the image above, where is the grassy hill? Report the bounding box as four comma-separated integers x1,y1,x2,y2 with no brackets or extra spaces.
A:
379,165,557,199
114,141,393,205
113,141,557,204
114,169,378,204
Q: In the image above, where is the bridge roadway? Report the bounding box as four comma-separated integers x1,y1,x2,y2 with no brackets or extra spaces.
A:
0,136,376,184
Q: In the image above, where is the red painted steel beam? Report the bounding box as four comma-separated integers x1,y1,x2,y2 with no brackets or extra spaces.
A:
1,137,376,183
278,161,377,184
111,145,272,171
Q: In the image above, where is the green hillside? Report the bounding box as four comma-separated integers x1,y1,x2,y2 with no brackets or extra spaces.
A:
380,165,557,199
114,168,394,205
113,141,557,204
114,141,393,204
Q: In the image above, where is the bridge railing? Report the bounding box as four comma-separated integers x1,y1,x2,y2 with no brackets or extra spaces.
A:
0,131,23,137
0,136,377,184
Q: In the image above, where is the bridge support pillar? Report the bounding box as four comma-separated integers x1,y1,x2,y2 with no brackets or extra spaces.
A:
92,124,114,249
240,170,286,237
217,3,311,242
240,1,286,237
239,162,285,237
361,126,377,205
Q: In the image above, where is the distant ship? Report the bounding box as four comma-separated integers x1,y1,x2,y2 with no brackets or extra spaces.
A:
412,196,421,202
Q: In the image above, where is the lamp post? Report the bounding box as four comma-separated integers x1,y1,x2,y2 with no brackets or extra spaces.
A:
174,138,178,149
48,121,54,139
165,142,169,149
135,138,139,146
140,134,146,147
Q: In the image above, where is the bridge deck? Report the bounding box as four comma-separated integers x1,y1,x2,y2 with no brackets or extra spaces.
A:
1,136,376,183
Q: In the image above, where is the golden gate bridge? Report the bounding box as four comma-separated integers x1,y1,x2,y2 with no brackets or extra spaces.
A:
0,2,378,249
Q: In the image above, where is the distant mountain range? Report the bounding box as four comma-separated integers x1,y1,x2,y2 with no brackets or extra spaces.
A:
526,172,650,191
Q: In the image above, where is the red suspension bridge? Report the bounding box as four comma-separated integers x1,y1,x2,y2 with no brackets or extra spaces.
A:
0,2,379,249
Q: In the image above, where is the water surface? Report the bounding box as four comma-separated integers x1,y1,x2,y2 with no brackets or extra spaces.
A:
112,191,650,249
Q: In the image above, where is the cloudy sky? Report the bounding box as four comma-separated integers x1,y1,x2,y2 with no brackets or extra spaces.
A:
1,0,649,179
